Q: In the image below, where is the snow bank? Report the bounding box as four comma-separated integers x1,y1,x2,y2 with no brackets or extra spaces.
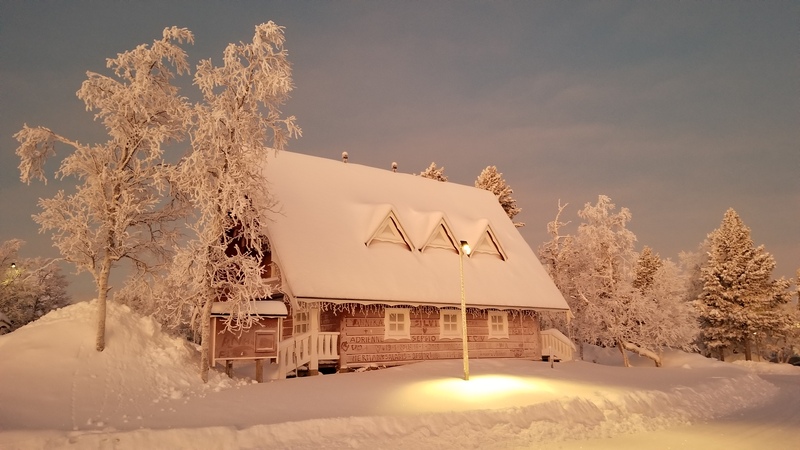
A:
0,300,247,431
731,359,800,375
0,301,790,449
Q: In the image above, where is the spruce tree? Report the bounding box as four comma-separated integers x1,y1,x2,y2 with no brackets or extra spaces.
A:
633,246,662,293
418,162,448,182
475,165,523,226
695,208,790,361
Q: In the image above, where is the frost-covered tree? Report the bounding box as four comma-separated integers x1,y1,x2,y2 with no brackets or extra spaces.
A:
418,162,448,182
475,165,523,227
633,246,662,293
632,258,699,365
0,240,22,273
678,247,708,310
1,240,70,332
14,28,193,351
796,268,800,311
540,196,641,365
540,196,696,367
771,271,800,362
695,208,791,361
156,22,301,382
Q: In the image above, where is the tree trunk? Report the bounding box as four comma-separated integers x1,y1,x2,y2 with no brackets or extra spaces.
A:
617,341,630,367
95,257,112,352
200,298,213,383
718,347,725,361
743,336,752,361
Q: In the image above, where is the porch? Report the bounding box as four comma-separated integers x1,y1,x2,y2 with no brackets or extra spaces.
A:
274,331,341,379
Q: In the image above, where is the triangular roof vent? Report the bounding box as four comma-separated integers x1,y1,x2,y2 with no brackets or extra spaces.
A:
366,210,413,250
420,218,458,253
471,225,506,260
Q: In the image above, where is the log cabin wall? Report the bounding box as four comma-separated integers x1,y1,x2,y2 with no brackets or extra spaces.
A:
320,309,339,333
335,306,541,368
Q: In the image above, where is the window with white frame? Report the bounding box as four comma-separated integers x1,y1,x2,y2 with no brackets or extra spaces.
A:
384,307,410,340
439,310,461,339
487,311,509,339
293,310,310,335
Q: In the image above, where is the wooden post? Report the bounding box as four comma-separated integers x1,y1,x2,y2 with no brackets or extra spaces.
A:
338,314,348,373
255,359,264,383
225,360,233,377
308,306,320,376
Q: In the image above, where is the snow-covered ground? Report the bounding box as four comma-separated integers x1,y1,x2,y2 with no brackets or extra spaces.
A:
0,301,797,449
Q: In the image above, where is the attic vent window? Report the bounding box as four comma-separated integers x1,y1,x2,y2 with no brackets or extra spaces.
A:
420,220,458,253
366,210,413,251
471,226,506,260
423,223,458,253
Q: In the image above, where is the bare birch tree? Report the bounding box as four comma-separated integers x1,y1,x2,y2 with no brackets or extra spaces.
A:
157,22,301,381
13,27,193,351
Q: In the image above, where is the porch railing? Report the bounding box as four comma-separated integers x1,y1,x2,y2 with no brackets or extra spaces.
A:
276,331,340,379
541,328,576,361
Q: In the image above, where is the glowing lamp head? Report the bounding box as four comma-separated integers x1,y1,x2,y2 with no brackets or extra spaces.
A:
460,241,471,256
10,262,16,269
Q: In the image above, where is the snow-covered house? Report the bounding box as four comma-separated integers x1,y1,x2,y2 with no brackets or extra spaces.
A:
211,151,570,378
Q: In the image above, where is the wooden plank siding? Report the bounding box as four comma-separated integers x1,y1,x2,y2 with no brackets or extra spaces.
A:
332,306,542,368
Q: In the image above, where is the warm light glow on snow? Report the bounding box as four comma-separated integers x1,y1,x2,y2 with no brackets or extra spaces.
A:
384,373,560,413
426,374,547,400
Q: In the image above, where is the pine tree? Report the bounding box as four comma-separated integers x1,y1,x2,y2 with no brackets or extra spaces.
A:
633,246,662,293
418,162,448,182
475,165,523,226
695,208,791,361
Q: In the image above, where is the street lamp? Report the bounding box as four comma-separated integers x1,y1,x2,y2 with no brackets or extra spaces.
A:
459,240,471,381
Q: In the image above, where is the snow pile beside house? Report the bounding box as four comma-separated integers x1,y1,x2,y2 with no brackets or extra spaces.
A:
0,300,246,430
0,301,789,449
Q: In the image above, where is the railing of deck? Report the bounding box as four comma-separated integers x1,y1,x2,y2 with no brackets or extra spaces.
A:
276,332,340,379
541,328,576,361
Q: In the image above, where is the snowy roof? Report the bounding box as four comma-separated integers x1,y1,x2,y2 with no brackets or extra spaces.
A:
260,151,569,312
210,300,288,317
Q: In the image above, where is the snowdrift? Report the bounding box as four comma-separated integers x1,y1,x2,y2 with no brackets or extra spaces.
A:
0,301,794,449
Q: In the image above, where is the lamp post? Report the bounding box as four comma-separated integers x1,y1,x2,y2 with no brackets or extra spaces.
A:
459,240,471,381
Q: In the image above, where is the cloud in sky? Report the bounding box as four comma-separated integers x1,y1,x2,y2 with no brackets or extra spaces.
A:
1,1,797,300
